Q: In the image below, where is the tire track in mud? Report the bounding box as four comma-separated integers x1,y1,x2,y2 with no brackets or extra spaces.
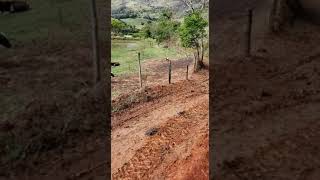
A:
112,101,208,180
111,72,208,175
165,133,209,180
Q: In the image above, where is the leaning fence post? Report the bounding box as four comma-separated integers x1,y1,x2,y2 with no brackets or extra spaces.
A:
90,0,101,84
138,52,142,88
246,9,253,57
186,65,189,80
167,58,172,84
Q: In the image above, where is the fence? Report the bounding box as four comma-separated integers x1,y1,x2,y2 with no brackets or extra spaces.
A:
135,52,191,89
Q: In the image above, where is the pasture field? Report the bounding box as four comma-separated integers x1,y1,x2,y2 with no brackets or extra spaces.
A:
111,39,187,75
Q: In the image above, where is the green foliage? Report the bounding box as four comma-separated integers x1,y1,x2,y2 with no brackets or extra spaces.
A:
121,18,148,29
140,22,153,39
111,6,138,19
179,10,208,48
160,8,173,20
111,18,127,35
140,9,180,45
111,18,139,36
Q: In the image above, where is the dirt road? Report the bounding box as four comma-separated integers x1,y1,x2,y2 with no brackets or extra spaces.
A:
112,70,209,179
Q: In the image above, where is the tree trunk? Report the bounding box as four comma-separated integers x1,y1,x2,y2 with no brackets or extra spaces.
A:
193,52,197,72
201,36,204,62
196,47,199,71
195,44,203,71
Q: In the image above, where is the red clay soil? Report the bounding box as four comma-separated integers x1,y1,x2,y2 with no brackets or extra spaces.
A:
111,70,209,180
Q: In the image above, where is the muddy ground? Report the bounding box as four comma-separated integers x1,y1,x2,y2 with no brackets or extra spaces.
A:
0,1,111,179
0,40,109,180
0,38,208,180
111,57,209,179
211,0,320,179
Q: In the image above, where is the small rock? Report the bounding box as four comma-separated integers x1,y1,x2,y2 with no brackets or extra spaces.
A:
145,128,159,136
177,111,185,116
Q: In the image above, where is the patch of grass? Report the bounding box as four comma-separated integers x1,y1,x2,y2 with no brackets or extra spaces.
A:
111,39,185,75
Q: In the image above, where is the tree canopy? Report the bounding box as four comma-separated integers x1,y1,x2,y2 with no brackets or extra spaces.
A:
179,10,207,49
179,10,208,71
111,18,138,36
141,9,180,45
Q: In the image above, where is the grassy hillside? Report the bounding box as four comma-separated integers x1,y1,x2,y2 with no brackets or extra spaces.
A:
111,0,209,75
112,0,184,10
111,0,197,19
112,39,186,75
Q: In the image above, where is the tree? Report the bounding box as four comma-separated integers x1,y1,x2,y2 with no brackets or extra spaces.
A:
151,9,180,46
180,0,209,12
140,21,153,39
179,10,207,71
111,18,138,36
111,18,127,36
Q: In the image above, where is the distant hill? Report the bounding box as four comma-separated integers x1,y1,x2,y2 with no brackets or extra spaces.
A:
112,0,185,10
111,0,208,19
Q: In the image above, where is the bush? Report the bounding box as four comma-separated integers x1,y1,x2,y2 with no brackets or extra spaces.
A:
111,6,138,19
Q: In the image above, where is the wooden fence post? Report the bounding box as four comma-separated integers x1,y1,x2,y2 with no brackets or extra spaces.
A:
90,0,101,84
186,65,189,80
246,9,253,57
138,52,142,88
168,58,172,84
58,7,63,26
269,0,279,32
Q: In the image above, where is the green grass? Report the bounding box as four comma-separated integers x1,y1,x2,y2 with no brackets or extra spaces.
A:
111,39,185,75
0,0,92,45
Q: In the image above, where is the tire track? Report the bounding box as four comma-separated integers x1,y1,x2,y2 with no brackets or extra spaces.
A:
112,101,208,180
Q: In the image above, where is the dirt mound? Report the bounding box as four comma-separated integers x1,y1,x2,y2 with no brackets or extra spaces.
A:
0,82,107,175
